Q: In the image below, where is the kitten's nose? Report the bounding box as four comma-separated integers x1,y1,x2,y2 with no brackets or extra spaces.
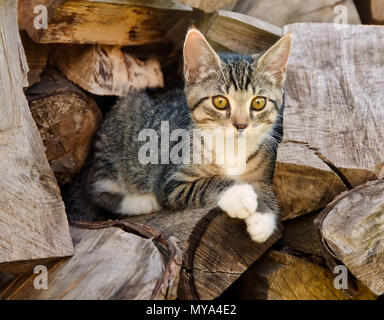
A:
233,123,248,130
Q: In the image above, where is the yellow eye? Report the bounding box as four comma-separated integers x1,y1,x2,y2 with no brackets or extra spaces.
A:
212,95,229,110
251,96,266,111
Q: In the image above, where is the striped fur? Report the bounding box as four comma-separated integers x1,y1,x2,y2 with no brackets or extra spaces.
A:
64,30,291,242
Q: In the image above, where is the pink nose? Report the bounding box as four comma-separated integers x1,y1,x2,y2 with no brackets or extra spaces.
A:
233,123,248,130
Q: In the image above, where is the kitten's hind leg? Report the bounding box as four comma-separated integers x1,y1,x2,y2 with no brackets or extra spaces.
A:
91,179,161,216
118,194,161,216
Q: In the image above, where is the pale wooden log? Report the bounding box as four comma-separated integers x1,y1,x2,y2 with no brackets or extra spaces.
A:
176,0,237,12
0,0,73,273
50,45,164,96
225,250,376,300
125,207,282,300
371,0,384,22
0,221,182,300
18,0,194,46
26,67,102,185
233,0,361,27
275,24,384,220
315,180,384,296
206,10,282,54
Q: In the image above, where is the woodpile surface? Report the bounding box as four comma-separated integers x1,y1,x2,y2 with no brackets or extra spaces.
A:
0,1,73,274
1,0,383,301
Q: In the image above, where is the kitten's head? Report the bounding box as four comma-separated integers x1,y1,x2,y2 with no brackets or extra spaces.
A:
183,28,291,139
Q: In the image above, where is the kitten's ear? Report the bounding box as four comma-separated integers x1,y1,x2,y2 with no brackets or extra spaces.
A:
255,33,292,87
183,28,222,85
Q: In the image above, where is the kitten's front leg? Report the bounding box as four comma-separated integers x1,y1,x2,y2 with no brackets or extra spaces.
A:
218,183,278,243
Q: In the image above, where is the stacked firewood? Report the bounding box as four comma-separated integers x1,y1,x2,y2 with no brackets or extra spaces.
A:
0,0,383,300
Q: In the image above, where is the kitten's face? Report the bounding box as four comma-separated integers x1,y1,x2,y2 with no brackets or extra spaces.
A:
183,30,291,140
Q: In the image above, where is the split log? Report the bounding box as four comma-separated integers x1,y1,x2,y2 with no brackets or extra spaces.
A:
224,250,376,300
50,45,164,96
315,180,384,296
18,0,194,46
232,0,361,27
206,10,282,54
19,31,51,87
280,211,324,258
0,221,181,300
176,0,237,12
274,23,384,220
371,0,384,22
125,207,282,300
26,67,102,185
0,0,73,273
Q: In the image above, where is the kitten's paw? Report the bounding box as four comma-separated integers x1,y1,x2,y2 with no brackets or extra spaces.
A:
218,184,257,219
119,194,161,216
245,212,276,243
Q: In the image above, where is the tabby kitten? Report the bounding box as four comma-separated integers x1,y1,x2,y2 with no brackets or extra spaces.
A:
65,29,292,243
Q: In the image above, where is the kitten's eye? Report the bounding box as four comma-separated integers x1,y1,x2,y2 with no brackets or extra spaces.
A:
251,96,266,111
212,95,229,110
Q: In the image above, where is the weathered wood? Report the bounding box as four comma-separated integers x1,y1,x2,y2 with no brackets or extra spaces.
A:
206,10,282,54
371,0,384,22
50,44,164,96
233,0,361,27
274,23,384,220
126,207,282,300
176,0,237,12
274,143,349,220
224,250,376,300
19,31,51,87
280,211,324,258
0,221,182,299
315,180,384,296
26,67,102,185
0,0,73,273
19,0,194,46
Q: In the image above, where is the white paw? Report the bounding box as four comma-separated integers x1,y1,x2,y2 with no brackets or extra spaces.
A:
218,184,257,219
245,212,276,243
118,194,161,216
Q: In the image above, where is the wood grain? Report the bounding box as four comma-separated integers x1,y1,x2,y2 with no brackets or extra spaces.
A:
50,44,164,96
232,0,361,27
176,0,237,12
128,207,282,300
19,0,194,46
19,31,51,88
0,221,182,300
225,250,376,300
0,0,73,273
275,23,384,220
206,10,282,54
280,211,324,257
26,67,102,185
371,0,384,22
316,180,384,296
